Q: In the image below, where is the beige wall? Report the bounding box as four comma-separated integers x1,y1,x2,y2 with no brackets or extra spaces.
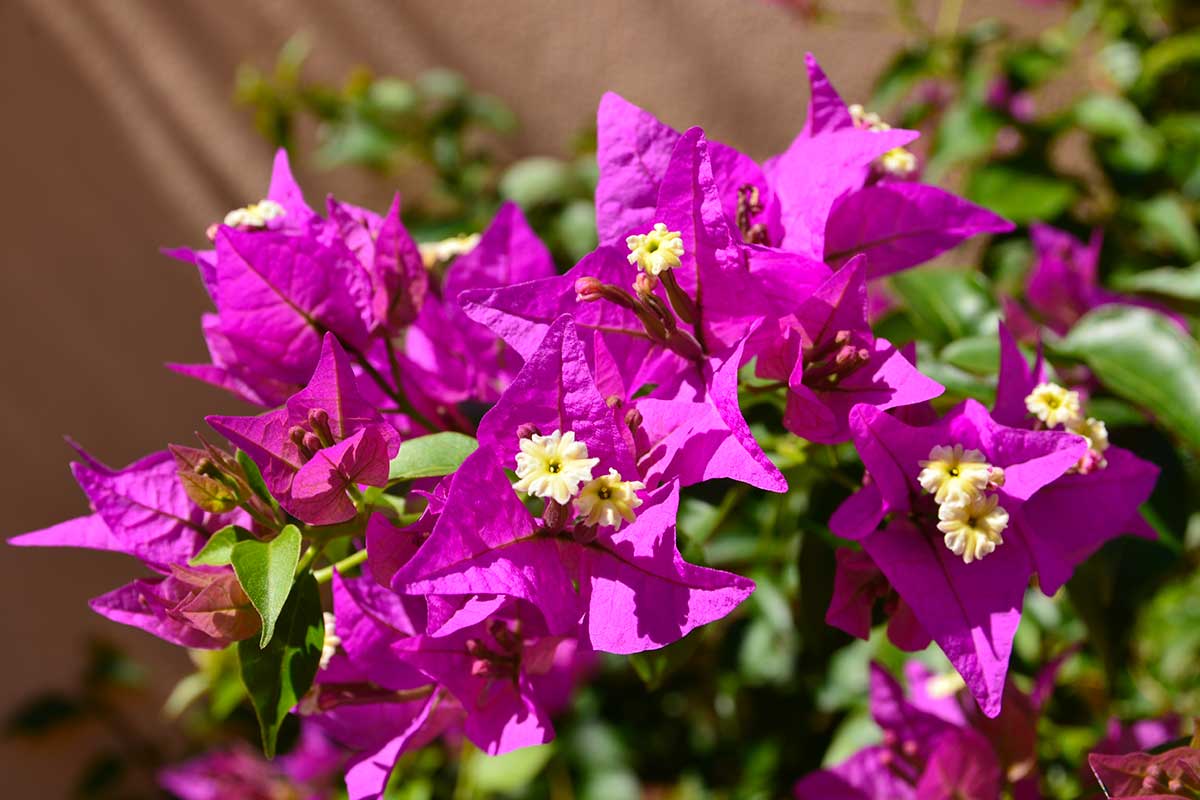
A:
0,1,1063,795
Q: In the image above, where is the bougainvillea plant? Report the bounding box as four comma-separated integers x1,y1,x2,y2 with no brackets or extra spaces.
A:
11,2,1200,793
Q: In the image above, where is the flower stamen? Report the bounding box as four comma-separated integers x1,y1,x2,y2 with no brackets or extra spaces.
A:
627,223,684,276
918,444,997,505
937,494,1009,564
576,468,645,530
513,429,599,505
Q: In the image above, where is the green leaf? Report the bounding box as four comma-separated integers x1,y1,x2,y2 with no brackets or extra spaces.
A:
1074,94,1145,139
237,450,277,509
190,525,252,566
231,524,303,647
388,432,478,482
890,267,996,344
965,166,1077,224
1057,305,1200,450
1132,195,1200,261
1112,263,1200,302
237,573,323,759
470,743,556,793
1139,30,1200,92
940,334,1001,375
500,157,577,208
628,631,702,691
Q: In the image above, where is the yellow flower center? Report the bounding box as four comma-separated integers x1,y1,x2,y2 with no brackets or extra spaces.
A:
879,147,918,177
626,222,684,276
513,430,599,505
917,444,998,505
1024,382,1081,428
575,468,646,530
849,104,917,177
419,233,481,269
223,199,286,229
937,494,1010,564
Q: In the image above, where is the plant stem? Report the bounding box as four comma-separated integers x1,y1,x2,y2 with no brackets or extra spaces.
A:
295,543,323,576
342,340,441,433
313,548,369,583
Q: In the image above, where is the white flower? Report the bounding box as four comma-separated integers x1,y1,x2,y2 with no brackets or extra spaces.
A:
1024,382,1081,428
319,612,340,670
513,429,599,505
626,222,684,276
223,199,286,229
937,494,1010,564
917,444,997,505
419,233,481,268
576,469,645,529
879,147,918,177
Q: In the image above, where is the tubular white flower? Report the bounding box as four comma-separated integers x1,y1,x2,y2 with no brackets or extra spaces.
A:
513,429,599,505
626,222,684,276
223,199,286,229
419,233,481,269
917,444,996,505
937,494,1010,564
879,147,918,177
576,468,645,529
319,612,341,670
1024,382,1081,428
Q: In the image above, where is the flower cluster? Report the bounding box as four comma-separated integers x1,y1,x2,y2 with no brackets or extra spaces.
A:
11,51,1169,800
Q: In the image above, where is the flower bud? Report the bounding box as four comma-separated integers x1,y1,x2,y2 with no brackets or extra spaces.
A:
575,276,604,302
633,272,659,297
516,422,540,440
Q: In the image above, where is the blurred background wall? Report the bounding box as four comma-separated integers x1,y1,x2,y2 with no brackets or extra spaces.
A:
0,0,1065,794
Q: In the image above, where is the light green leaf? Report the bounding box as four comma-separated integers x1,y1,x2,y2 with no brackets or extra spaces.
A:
941,334,1001,375
231,524,302,647
189,525,251,567
1075,94,1145,139
500,157,576,208
388,432,478,482
1112,263,1200,301
237,573,323,759
470,743,555,793
1057,305,1200,450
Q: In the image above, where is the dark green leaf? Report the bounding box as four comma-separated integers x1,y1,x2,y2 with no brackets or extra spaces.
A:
388,432,478,482
965,166,1077,224
1132,195,1200,261
890,267,996,344
231,524,302,647
628,631,702,691
237,573,323,759
1057,305,1200,450
190,525,252,567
